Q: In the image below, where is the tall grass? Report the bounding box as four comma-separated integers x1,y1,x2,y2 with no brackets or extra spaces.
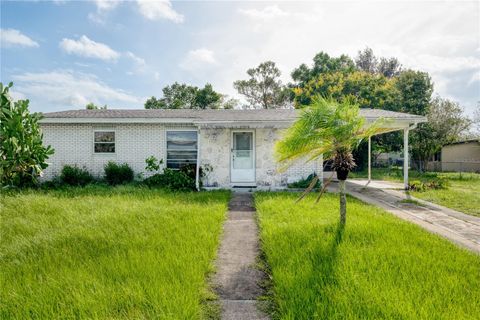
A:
0,185,230,319
255,192,480,319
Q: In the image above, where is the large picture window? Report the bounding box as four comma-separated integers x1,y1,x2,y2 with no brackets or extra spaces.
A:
94,131,115,153
166,131,197,169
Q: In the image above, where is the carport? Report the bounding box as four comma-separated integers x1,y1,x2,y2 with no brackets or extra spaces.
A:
361,109,427,189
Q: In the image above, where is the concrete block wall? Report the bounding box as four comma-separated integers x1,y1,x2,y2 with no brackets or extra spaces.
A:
41,124,322,187
200,127,322,189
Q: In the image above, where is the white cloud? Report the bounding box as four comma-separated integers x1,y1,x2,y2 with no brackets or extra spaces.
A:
137,0,184,23
9,90,26,101
124,51,148,75
125,51,146,67
88,0,121,24
59,35,120,61
88,12,105,24
180,48,217,71
189,2,479,114
0,28,39,48
239,5,289,20
12,70,143,110
93,0,120,12
469,71,480,86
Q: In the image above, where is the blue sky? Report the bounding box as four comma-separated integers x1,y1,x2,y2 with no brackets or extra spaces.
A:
1,0,479,115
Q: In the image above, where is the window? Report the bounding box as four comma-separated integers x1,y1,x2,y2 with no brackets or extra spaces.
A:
94,131,115,153
166,131,197,169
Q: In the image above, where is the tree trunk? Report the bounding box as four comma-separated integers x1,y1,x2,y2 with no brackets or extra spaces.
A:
339,179,347,225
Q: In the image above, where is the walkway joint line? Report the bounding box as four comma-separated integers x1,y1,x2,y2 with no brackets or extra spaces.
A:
213,192,269,320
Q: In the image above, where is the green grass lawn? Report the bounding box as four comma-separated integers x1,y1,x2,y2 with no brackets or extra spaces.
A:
351,168,480,216
255,192,480,319
0,185,230,319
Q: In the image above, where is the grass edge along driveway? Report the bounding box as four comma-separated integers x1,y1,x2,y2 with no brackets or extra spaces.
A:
255,192,480,320
0,186,230,319
350,169,480,217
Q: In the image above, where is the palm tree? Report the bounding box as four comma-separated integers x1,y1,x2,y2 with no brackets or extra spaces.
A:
276,97,384,224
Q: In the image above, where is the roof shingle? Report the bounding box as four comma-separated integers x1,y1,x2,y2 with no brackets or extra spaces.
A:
41,108,426,122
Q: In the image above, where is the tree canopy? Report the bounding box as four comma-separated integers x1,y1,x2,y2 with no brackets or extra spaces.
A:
355,47,402,78
411,96,471,168
144,82,225,109
291,52,355,85
234,61,289,109
86,102,107,110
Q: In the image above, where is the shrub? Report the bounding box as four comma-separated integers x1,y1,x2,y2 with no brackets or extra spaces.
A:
60,165,94,186
104,161,134,185
408,180,426,192
144,168,195,191
408,178,448,192
1,82,54,186
145,156,163,172
179,163,213,186
288,173,321,189
180,164,196,180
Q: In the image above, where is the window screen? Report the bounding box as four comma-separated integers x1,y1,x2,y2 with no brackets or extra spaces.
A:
94,131,115,153
166,131,197,169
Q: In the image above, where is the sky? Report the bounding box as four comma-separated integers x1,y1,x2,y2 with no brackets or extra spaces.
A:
1,0,479,115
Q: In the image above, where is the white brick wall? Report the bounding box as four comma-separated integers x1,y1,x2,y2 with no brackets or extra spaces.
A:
41,124,323,188
41,123,195,180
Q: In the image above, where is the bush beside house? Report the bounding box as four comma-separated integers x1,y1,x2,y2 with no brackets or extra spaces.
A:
144,169,196,191
60,165,94,186
104,161,134,185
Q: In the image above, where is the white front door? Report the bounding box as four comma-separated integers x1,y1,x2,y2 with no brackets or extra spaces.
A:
231,131,255,183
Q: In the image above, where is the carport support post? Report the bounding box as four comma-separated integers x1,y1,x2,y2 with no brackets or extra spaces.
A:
368,136,371,183
403,128,409,190
195,129,201,191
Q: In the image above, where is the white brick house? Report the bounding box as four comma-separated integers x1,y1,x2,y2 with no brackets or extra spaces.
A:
39,109,426,189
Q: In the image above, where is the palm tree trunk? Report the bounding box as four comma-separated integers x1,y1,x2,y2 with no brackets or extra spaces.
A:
339,179,347,224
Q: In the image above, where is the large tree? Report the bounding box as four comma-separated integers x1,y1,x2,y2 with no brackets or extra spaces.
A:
194,84,221,109
355,47,378,74
276,98,383,224
391,70,433,115
292,70,395,109
234,61,289,109
378,57,402,78
0,82,54,186
371,69,434,157
145,83,222,109
291,52,355,86
355,47,402,78
411,96,471,169
473,103,480,135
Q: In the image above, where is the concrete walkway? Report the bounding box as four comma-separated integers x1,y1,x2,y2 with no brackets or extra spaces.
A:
213,192,269,320
328,179,480,254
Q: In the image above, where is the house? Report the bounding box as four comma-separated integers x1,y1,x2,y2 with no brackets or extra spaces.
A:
39,109,426,189
441,139,480,172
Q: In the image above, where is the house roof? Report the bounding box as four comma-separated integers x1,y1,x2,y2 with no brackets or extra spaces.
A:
41,108,426,123
443,139,480,147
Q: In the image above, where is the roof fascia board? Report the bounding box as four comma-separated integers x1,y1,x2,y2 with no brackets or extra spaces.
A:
39,118,195,124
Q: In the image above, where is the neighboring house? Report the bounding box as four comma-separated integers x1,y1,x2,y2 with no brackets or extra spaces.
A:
39,109,425,189
441,139,480,173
